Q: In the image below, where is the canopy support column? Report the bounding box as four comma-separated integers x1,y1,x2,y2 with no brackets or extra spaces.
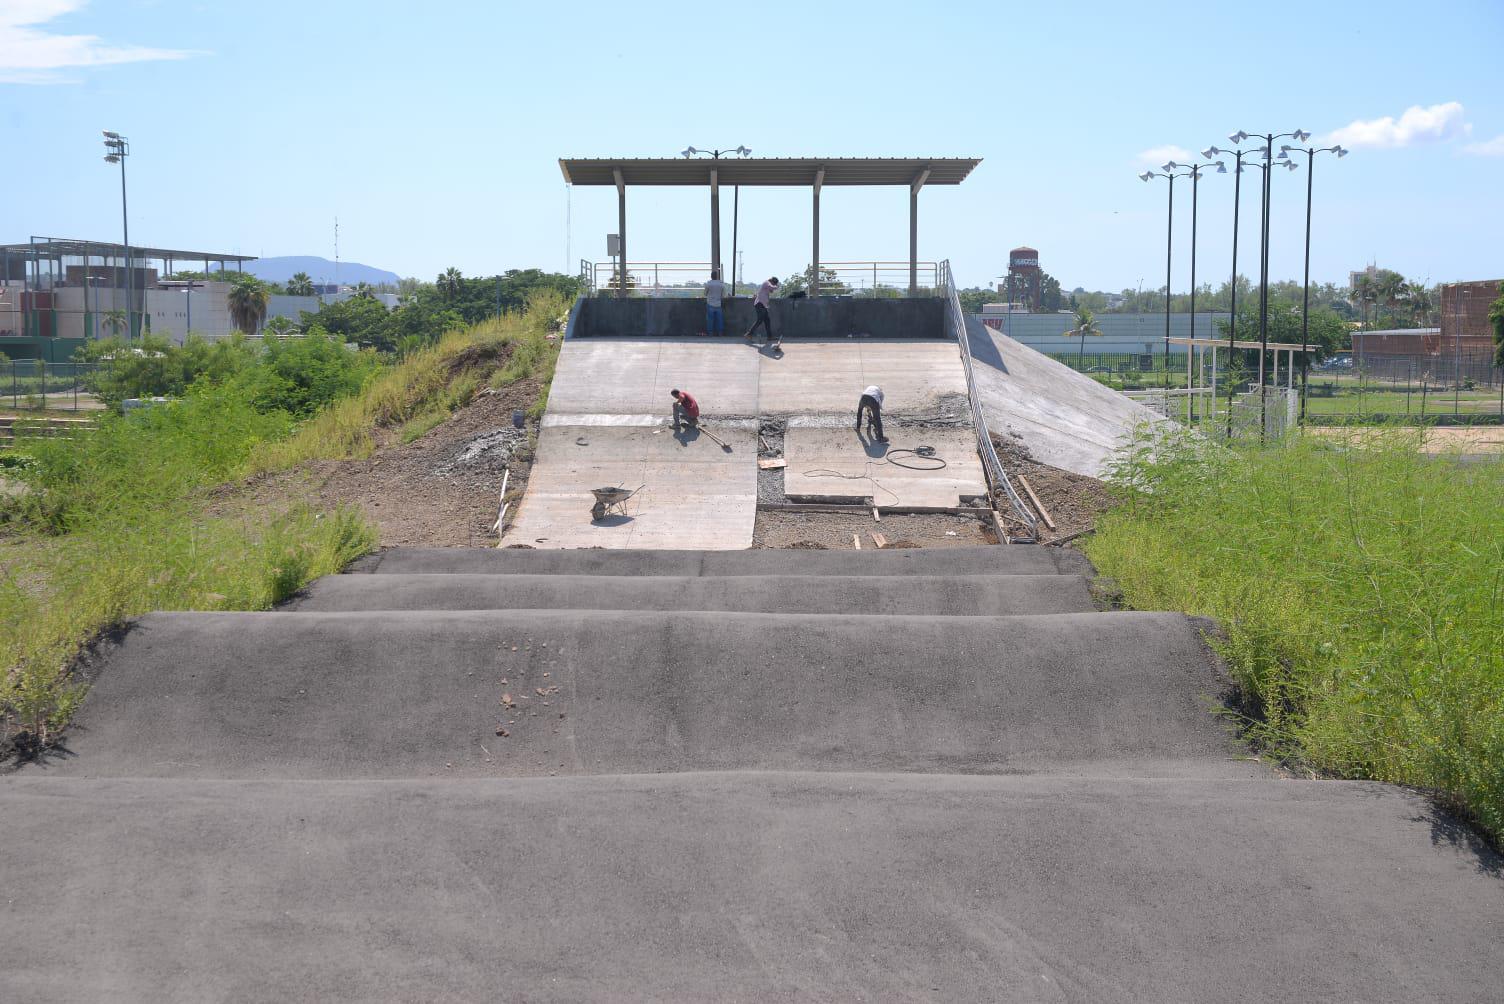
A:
709,168,720,280
909,166,930,295
614,168,627,299
811,168,824,296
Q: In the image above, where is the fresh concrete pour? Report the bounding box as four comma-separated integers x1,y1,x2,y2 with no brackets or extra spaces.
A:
509,336,979,548
3,546,1500,1000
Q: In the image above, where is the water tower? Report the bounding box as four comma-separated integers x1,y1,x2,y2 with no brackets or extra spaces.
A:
1006,246,1042,311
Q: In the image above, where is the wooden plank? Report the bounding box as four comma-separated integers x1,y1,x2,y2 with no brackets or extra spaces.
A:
756,503,995,515
757,457,787,470
872,506,881,522
851,533,862,549
870,532,888,549
1017,474,1056,531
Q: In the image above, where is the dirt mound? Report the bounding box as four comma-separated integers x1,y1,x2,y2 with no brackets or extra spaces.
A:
235,379,541,547
993,432,1113,542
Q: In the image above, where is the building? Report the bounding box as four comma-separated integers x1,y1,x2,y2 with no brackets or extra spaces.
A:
978,309,1231,360
1439,280,1501,355
0,239,393,360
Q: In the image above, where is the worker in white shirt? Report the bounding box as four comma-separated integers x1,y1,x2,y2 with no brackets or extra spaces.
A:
856,385,887,443
743,276,780,345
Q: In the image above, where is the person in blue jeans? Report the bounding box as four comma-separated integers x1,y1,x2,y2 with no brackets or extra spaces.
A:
703,269,728,336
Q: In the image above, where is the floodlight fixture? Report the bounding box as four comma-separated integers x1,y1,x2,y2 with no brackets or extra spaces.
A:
1201,147,1218,159
103,130,120,139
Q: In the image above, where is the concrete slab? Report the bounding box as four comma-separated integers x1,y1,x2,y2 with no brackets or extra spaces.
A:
506,421,756,549
546,338,760,417
5,775,1501,1002
966,316,1163,478
758,338,969,416
361,544,1091,576
288,572,1100,616
783,423,986,506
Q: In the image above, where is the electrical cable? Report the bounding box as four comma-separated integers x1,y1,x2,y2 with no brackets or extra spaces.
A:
799,443,947,504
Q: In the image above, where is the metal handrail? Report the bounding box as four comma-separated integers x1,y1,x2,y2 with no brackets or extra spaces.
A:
938,260,1038,539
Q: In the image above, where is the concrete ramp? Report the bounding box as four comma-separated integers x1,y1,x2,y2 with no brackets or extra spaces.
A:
508,336,978,547
289,572,1097,616
8,545,1501,999
966,315,1163,477
359,543,1087,575
51,608,1236,779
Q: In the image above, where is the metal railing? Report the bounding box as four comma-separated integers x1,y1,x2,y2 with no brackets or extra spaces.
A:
582,260,942,298
938,260,1038,539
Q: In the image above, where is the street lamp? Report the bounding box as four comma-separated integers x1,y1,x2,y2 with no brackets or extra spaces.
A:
1230,130,1307,437
102,131,131,340
683,145,752,288
1279,142,1349,421
1165,159,1225,418
1140,165,1198,409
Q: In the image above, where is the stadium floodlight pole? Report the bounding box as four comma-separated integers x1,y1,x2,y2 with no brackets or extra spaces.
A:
1206,139,1264,438
683,145,751,289
1165,159,1226,420
102,131,131,340
1279,142,1348,423
1140,164,1197,412
1230,129,1305,439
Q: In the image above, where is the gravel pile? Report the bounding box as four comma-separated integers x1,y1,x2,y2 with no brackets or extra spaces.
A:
435,427,530,478
756,419,787,505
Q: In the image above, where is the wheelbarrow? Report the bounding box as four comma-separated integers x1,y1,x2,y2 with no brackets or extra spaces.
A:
590,484,644,522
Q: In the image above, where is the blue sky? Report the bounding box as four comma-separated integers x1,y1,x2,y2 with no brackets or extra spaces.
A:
2,0,1501,292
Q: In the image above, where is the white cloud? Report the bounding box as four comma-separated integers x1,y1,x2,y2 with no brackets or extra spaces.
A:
1135,145,1192,168
1325,102,1470,150
0,0,196,84
1462,134,1504,157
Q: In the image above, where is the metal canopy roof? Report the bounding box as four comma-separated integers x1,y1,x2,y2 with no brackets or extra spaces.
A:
559,157,980,187
1,239,256,263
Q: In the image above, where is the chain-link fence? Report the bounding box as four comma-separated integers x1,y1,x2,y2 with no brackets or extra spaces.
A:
1,361,108,412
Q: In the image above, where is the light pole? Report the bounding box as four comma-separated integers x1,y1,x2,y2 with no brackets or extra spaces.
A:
1140,165,1197,411
1164,159,1226,419
1230,130,1306,437
682,145,751,287
1279,142,1348,422
102,131,131,340
1205,139,1264,437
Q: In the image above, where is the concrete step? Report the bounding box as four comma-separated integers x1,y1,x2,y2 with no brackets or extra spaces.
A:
3,773,1499,1002
53,609,1234,779
286,572,1098,616
356,544,1089,577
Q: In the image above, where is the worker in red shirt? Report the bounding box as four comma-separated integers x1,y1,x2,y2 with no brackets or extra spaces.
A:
670,388,700,432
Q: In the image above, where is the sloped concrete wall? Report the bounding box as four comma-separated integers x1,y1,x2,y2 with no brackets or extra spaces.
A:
578,295,945,339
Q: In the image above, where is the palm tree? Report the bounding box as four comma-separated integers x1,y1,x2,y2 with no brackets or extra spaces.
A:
1352,273,1378,331
286,272,315,297
1407,282,1435,328
1066,306,1104,369
437,267,463,299
263,315,297,338
101,308,127,338
226,277,270,335
1375,270,1407,328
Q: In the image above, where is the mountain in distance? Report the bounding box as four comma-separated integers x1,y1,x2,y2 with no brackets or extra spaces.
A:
236,255,401,287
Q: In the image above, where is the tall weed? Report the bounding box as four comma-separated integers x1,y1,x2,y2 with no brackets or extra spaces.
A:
1087,427,1504,841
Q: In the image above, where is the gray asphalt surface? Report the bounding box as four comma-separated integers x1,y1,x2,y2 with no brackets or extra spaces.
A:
47,609,1241,779
355,543,1090,576
4,543,1501,1002
286,571,1098,615
2,774,1499,1002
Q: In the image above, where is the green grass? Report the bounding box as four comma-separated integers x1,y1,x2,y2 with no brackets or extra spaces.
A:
1086,427,1504,843
248,289,567,472
1,292,571,750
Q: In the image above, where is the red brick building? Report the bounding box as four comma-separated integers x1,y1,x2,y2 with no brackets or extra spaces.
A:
1440,279,1501,357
